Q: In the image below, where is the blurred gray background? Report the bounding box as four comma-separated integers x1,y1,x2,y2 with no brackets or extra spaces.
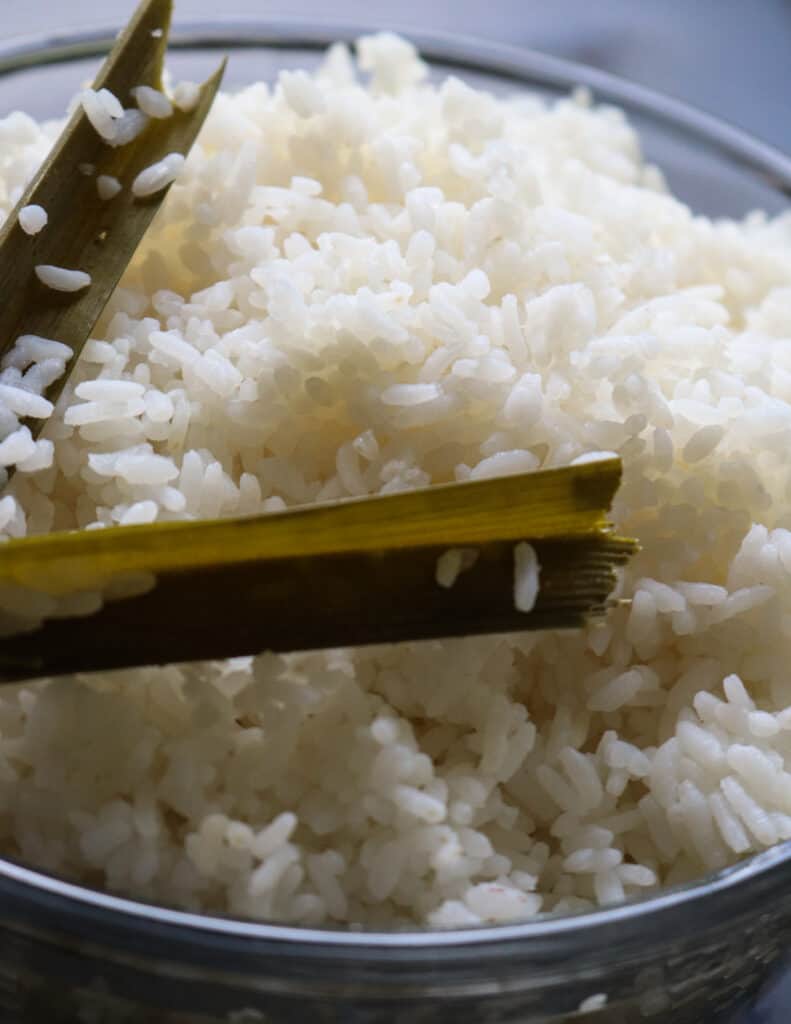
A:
5,1,791,1022
9,0,791,153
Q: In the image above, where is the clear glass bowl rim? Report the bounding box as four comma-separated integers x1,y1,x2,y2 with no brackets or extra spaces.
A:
0,17,790,965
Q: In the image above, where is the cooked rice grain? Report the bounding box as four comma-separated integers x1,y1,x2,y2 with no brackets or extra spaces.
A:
18,203,47,235
34,264,91,292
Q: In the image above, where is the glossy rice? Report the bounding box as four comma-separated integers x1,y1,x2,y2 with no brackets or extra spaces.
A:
1,34,791,928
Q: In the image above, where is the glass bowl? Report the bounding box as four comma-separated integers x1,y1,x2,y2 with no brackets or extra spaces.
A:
2,19,791,1024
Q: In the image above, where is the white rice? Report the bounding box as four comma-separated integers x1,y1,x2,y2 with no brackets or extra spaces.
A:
18,203,47,235
1,334,70,369
132,85,173,120
0,425,36,466
111,109,149,147
0,383,53,419
2,34,791,929
513,542,540,612
131,153,185,197
34,264,91,292
436,547,479,589
0,335,69,465
578,993,608,1014
79,88,122,142
96,174,122,200
170,81,201,113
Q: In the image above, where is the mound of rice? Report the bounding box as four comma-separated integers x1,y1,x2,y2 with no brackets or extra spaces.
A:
2,34,791,928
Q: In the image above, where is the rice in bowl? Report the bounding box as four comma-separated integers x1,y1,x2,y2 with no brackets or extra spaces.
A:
1,32,791,929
